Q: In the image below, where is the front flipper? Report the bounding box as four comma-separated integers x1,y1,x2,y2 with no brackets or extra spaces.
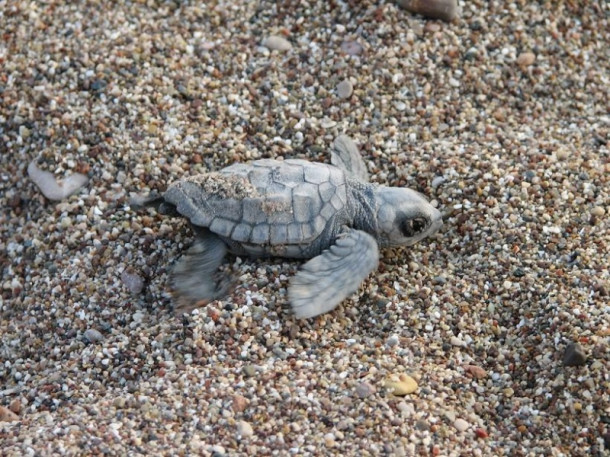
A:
331,135,369,182
171,229,230,312
289,229,379,319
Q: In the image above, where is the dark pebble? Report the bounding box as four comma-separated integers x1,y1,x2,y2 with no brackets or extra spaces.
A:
513,268,525,278
563,343,587,366
90,79,107,92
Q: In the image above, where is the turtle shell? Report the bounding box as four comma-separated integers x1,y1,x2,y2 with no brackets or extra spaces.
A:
163,159,349,251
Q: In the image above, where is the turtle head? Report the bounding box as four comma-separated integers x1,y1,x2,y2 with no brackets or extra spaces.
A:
374,187,443,247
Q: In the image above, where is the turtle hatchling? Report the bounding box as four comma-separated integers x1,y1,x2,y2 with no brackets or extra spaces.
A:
132,135,442,319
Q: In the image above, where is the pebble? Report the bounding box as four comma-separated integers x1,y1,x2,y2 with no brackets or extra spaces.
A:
563,343,587,366
590,206,605,217
121,270,144,294
340,40,363,56
475,428,489,438
262,35,291,51
0,406,19,422
324,432,336,447
393,101,407,111
19,125,30,138
555,148,570,160
386,334,400,347
336,80,353,99
243,365,257,377
431,176,446,188
210,445,226,456
320,118,337,128
384,374,418,396
396,0,459,22
454,418,470,432
236,420,254,438
443,410,456,423
517,52,536,67
27,161,88,201
84,328,104,343
355,382,376,398
232,395,249,413
464,365,487,380
450,336,467,347
9,399,22,414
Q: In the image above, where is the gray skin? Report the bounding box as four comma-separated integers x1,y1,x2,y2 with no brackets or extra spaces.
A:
133,135,442,319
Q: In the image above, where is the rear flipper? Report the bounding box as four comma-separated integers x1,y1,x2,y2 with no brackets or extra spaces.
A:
171,229,233,313
130,192,178,216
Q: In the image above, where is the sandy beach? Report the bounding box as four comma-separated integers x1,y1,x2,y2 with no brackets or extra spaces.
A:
1,1,608,455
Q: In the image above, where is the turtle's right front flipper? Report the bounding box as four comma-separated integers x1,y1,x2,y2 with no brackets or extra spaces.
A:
288,229,379,319
171,229,230,312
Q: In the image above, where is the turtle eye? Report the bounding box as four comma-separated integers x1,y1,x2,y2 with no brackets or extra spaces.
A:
401,217,428,237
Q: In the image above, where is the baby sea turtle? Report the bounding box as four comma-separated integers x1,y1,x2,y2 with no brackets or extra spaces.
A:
133,135,442,319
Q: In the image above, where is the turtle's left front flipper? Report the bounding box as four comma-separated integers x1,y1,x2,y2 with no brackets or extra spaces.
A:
171,229,231,312
289,229,379,319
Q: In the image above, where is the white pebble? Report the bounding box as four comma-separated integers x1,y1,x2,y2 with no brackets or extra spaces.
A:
236,420,254,438
454,418,470,432
336,80,353,99
262,35,292,51
28,161,88,201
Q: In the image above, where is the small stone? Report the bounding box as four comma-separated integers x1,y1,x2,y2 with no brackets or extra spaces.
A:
210,445,226,456
320,118,337,129
464,364,487,379
424,22,441,33
262,35,292,51
555,148,570,160
454,418,470,432
28,161,89,201
236,420,254,438
19,125,30,138
396,0,458,22
84,328,104,343
450,336,467,347
603,433,610,450
121,269,144,294
243,365,257,377
464,48,478,61
394,101,407,111
590,206,605,217
384,374,418,396
355,382,376,398
386,334,400,347
475,428,489,438
336,80,353,99
431,176,446,188
340,40,363,56
443,410,456,423
415,420,430,431
8,399,22,414
516,52,536,67
0,405,19,422
324,432,336,447
90,78,107,91
232,395,249,413
563,343,587,366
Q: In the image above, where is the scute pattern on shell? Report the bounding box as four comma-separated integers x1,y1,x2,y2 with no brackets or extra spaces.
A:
164,159,350,249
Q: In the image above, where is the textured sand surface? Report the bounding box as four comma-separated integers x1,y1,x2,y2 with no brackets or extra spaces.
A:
1,1,608,455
